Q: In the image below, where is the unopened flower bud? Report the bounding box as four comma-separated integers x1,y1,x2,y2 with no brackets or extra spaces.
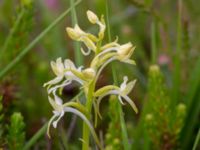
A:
87,10,99,24
81,37,96,51
177,103,186,116
66,25,85,40
21,0,32,6
117,42,135,63
82,68,96,79
113,138,120,145
66,27,80,40
149,65,160,73
118,42,134,56
145,113,153,121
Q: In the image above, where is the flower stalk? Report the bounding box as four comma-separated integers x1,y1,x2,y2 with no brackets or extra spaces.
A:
82,81,95,150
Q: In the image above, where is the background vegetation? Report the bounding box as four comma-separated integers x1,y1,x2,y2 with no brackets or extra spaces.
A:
0,0,199,149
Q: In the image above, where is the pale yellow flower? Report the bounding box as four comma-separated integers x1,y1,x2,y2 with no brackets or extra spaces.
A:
47,93,102,149
43,57,65,88
94,76,138,116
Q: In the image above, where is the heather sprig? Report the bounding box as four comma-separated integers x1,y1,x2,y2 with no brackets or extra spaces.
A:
6,112,26,150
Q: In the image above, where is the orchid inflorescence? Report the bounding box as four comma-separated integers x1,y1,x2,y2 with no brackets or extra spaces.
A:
44,10,138,148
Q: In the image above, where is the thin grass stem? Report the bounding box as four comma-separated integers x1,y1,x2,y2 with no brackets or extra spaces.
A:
172,0,182,107
70,0,83,66
106,1,130,150
0,8,25,60
23,123,48,150
192,128,200,150
151,19,157,64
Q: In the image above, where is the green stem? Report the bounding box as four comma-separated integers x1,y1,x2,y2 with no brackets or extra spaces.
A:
82,82,95,150
23,123,48,150
106,1,130,150
0,0,82,80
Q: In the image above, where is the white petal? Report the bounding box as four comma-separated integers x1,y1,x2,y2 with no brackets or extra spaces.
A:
118,95,125,105
53,110,60,116
56,57,64,72
96,90,137,113
95,47,118,59
123,59,136,65
123,79,137,95
64,59,76,69
78,66,84,72
50,58,64,76
43,76,63,87
47,115,57,138
54,94,63,106
121,95,138,113
120,76,128,91
48,96,58,111
52,110,65,128
48,80,71,94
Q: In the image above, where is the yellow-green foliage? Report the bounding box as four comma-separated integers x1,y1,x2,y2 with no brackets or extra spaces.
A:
144,65,186,150
7,112,25,150
105,96,123,150
0,96,4,147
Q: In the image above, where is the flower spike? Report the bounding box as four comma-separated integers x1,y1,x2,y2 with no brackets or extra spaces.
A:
44,9,137,150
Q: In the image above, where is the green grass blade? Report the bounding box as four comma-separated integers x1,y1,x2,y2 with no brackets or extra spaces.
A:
180,56,200,149
23,123,48,150
193,128,200,150
70,0,83,66
0,0,82,80
106,1,130,150
151,19,157,64
171,0,182,107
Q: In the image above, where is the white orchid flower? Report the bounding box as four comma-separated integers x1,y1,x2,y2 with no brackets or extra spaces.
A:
117,42,136,65
64,59,85,84
47,94,102,149
91,42,135,67
44,59,82,94
43,57,65,88
48,60,96,94
94,76,138,118
66,24,97,55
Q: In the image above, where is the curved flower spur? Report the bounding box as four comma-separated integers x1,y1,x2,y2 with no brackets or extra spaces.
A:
44,10,138,149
